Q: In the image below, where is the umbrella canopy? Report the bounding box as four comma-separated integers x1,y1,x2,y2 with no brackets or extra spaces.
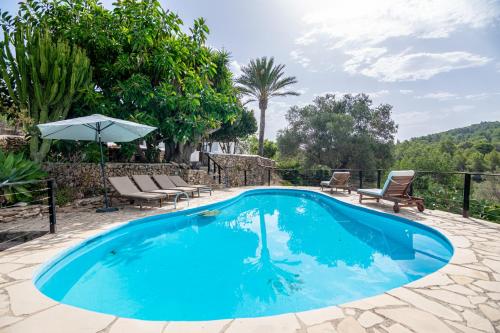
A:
37,114,156,213
37,114,156,142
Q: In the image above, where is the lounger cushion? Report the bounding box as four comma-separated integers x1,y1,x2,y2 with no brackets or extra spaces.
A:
381,170,415,194
320,181,330,186
150,189,182,195
132,175,161,192
124,192,166,199
153,175,196,193
357,188,383,196
169,175,211,189
109,177,166,200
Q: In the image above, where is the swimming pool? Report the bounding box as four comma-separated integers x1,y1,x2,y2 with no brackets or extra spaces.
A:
35,189,453,321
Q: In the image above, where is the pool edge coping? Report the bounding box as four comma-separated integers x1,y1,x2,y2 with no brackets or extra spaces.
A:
1,186,498,332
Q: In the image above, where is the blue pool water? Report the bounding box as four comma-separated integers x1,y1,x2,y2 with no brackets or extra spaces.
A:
35,189,453,321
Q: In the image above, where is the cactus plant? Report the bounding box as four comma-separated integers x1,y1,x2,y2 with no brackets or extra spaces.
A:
0,24,92,162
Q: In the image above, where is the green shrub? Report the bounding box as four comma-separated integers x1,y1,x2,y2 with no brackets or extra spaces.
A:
55,186,77,206
0,150,46,204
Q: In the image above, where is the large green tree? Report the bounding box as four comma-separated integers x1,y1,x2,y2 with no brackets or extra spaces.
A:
0,22,92,162
236,57,298,157
277,94,397,170
209,108,257,154
4,0,242,163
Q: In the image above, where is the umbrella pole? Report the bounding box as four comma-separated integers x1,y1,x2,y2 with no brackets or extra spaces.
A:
96,123,118,213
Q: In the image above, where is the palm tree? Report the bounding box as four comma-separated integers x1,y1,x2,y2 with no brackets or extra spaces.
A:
236,57,299,156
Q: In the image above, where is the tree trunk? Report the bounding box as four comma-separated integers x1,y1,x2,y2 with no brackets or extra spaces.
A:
134,142,147,162
258,99,268,156
165,142,195,164
29,134,52,163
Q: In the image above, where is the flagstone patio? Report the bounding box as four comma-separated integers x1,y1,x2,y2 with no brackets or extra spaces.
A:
0,186,499,333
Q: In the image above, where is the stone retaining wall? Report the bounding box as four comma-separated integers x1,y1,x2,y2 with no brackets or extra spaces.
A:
40,154,276,200
0,135,27,153
208,153,276,187
0,204,49,223
1,154,276,222
42,162,220,198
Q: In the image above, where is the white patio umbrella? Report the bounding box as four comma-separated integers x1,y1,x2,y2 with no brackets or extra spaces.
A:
37,114,156,213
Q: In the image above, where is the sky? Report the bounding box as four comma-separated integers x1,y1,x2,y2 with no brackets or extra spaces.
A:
3,0,500,141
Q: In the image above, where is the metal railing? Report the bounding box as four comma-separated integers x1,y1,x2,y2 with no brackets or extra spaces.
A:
201,152,224,185
270,168,499,222
0,179,56,251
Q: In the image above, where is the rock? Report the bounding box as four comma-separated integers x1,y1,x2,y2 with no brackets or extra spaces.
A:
336,317,366,333
375,308,454,333
463,309,495,332
357,311,384,328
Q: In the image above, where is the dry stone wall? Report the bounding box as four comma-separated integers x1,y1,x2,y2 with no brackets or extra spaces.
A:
208,153,276,187
43,154,275,198
0,155,276,222
41,154,276,200
0,135,27,153
42,162,216,197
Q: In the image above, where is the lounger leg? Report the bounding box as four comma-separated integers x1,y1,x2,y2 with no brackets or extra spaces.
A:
376,198,379,203
159,198,162,208
359,194,363,203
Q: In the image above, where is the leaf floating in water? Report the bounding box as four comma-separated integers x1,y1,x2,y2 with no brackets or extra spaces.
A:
110,250,117,255
198,210,221,217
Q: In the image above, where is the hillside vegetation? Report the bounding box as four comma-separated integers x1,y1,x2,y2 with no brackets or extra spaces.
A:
394,121,499,173
393,121,499,221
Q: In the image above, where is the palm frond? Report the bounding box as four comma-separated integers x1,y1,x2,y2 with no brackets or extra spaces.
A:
236,56,299,102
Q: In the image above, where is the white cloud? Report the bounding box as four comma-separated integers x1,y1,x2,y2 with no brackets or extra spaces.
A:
297,0,500,48
344,48,387,75
295,0,497,82
296,87,309,95
399,89,413,95
314,90,390,99
415,91,500,101
367,90,390,98
290,50,311,68
464,92,500,100
350,51,491,82
417,92,458,101
230,60,243,78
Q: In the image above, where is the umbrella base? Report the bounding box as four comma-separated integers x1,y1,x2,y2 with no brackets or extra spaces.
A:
96,207,119,213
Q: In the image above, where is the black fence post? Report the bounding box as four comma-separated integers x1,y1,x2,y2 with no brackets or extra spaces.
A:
244,170,247,186
358,170,363,189
268,169,271,186
47,179,56,234
377,169,382,189
463,173,471,218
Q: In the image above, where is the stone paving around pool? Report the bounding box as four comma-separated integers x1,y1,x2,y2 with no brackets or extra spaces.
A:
0,186,499,333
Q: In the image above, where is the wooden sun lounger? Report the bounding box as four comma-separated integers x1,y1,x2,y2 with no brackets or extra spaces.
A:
168,175,212,196
108,176,166,210
357,170,424,213
152,175,198,197
320,171,351,194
